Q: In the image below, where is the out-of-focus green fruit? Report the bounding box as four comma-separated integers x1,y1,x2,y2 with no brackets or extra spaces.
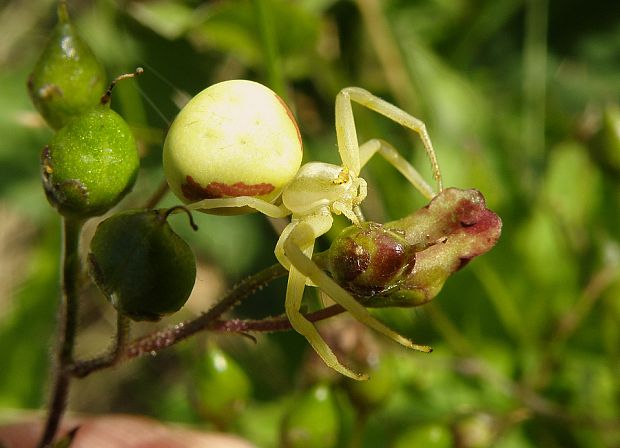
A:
28,1,106,130
281,384,339,448
41,103,139,218
193,345,252,427
88,208,196,321
393,423,452,448
591,102,620,175
345,353,397,411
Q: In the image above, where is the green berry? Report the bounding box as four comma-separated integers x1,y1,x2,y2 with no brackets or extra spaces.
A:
345,353,397,410
326,222,416,297
392,423,452,448
591,102,620,175
281,384,339,448
88,208,196,321
41,102,139,218
28,1,106,130
163,80,303,207
193,345,252,427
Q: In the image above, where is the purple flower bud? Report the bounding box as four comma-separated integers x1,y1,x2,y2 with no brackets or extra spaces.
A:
367,188,502,307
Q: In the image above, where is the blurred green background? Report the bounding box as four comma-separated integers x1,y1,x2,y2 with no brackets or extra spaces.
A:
1,0,619,446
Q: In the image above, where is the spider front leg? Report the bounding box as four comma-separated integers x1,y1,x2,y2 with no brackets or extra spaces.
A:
282,219,432,381
279,216,369,380
359,139,435,200
186,196,289,218
335,87,443,196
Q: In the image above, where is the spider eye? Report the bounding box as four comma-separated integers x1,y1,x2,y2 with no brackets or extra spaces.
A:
333,167,350,185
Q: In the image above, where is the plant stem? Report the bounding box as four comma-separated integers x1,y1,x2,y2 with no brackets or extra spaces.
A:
356,0,420,113
209,303,346,334
522,0,548,194
38,217,83,448
74,262,287,376
70,312,131,378
143,179,169,210
253,0,288,102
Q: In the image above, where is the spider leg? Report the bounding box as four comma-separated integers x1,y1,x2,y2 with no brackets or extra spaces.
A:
335,87,442,193
359,138,435,200
187,196,289,218
281,217,369,380
284,229,433,354
288,241,433,352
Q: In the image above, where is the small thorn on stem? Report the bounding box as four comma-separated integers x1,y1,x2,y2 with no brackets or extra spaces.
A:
100,67,144,105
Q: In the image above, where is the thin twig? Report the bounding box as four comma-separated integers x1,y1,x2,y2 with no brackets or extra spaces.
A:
253,0,288,103
355,0,419,112
70,313,131,378
550,263,619,345
143,179,169,210
454,357,620,431
120,303,347,364
74,263,288,376
210,303,346,334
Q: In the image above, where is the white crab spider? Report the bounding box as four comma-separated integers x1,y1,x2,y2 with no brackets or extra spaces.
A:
164,81,442,380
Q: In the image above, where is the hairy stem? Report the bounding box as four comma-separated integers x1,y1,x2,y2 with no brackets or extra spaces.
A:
125,262,287,358
74,262,288,377
38,218,83,448
209,303,345,334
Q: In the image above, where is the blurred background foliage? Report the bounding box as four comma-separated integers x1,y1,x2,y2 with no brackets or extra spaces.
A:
1,0,620,446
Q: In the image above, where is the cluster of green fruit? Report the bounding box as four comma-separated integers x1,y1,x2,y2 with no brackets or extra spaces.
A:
194,343,446,448
30,1,196,322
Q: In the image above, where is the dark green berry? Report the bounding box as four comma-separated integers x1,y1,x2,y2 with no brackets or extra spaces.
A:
28,1,106,130
41,103,139,218
88,208,197,321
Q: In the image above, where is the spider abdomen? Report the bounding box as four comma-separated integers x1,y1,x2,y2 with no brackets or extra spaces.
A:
163,80,303,206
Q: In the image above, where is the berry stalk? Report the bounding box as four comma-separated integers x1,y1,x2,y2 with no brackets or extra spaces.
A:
38,217,83,448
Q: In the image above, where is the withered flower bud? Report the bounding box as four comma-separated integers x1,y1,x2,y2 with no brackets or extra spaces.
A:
366,188,502,307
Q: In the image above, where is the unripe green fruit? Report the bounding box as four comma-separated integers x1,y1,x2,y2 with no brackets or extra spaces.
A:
345,353,397,410
163,80,303,208
88,208,196,321
591,102,620,175
41,104,139,218
28,2,106,130
392,423,452,448
327,222,416,297
281,384,339,448
193,345,252,427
